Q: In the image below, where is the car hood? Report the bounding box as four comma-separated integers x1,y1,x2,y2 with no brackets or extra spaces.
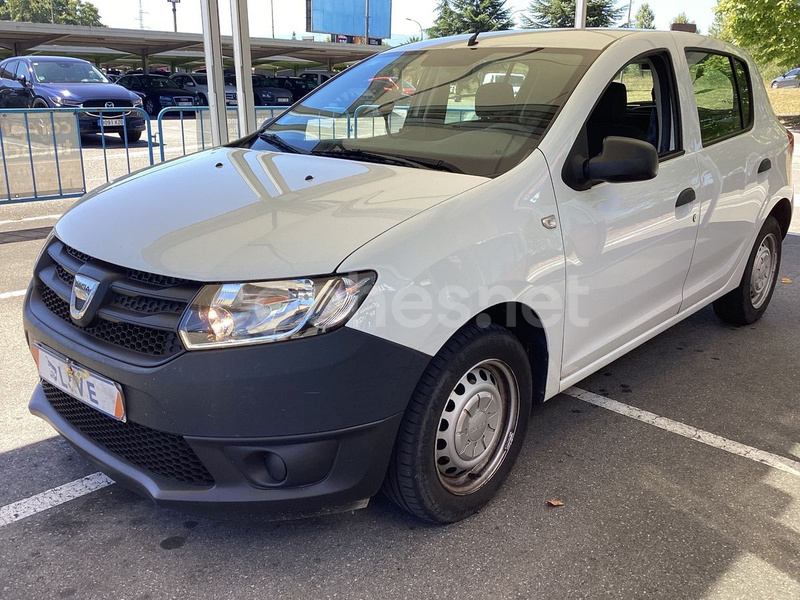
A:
55,147,487,282
144,86,192,95
38,82,137,101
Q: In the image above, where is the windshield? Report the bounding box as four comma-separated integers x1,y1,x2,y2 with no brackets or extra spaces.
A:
142,76,173,88
240,46,596,177
32,61,108,84
192,75,208,85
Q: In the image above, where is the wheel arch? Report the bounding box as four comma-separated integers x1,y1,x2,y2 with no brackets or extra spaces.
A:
770,197,793,238
475,302,549,405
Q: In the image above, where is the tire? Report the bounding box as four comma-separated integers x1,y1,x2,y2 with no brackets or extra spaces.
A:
145,99,156,116
713,216,782,325
771,82,779,89
198,93,208,106
120,130,142,143
32,98,49,108
383,323,532,524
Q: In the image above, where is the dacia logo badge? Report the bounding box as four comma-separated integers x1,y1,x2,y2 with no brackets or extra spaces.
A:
70,274,100,321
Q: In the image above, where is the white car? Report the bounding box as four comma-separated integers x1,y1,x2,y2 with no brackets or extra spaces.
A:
169,72,238,106
25,29,793,524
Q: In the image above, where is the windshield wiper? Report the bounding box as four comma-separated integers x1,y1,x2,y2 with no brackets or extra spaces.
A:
257,132,307,154
312,148,462,173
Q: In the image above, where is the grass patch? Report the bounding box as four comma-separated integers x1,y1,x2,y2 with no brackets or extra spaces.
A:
767,88,800,117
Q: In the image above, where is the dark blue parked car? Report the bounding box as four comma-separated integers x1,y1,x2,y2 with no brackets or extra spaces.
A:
0,56,147,142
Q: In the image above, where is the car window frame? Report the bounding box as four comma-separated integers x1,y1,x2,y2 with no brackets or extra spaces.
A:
684,48,755,148
14,60,29,83
561,48,685,191
0,60,18,81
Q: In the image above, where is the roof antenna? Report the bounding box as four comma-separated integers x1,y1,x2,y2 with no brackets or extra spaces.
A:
467,30,480,47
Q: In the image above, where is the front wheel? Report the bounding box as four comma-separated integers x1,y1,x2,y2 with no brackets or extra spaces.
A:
713,216,783,325
772,82,779,89
119,130,142,143
383,323,532,523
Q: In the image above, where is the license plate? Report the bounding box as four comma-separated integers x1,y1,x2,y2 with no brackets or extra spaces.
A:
33,343,126,422
99,118,124,127
177,101,193,107
278,98,290,103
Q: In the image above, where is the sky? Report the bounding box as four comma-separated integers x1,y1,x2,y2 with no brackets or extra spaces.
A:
88,1,718,44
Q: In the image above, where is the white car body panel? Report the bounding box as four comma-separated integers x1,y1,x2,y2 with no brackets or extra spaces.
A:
341,149,567,399
54,148,487,281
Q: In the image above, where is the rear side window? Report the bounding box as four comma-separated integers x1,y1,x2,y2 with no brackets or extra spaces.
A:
686,51,753,145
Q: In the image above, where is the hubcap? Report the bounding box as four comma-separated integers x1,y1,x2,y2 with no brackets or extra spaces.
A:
435,359,519,495
750,233,778,309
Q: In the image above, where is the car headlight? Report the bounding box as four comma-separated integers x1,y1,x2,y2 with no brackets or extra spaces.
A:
131,97,143,107
50,96,83,107
178,272,376,349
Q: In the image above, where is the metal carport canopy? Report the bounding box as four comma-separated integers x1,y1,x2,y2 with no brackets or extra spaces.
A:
0,21,380,65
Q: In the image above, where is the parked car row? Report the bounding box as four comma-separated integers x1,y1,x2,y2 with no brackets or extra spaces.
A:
0,54,332,141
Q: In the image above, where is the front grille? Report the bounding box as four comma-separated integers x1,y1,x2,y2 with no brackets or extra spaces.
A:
42,381,214,487
32,238,201,364
82,99,134,118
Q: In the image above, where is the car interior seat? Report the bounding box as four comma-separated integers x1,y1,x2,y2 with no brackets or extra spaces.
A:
586,82,648,157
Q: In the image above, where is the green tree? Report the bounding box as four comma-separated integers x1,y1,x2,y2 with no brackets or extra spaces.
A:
714,0,800,68
634,3,655,29
0,0,104,27
521,0,624,28
671,12,693,25
428,0,514,38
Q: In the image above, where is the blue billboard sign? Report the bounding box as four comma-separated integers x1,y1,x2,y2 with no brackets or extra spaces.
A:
306,0,392,40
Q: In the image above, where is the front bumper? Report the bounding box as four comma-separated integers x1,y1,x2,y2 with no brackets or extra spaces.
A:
24,293,430,515
76,113,146,134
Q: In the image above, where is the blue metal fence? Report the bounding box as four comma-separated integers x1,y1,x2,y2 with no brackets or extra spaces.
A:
0,104,479,205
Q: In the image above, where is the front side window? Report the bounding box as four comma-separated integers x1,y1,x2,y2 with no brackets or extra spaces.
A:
686,51,752,145
240,47,597,178
31,61,108,84
584,51,680,159
14,61,29,82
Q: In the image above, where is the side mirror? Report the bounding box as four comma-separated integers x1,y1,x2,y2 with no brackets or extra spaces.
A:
584,137,659,184
18,74,28,87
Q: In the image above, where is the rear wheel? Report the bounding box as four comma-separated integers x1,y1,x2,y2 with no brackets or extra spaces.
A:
713,216,782,325
383,323,532,523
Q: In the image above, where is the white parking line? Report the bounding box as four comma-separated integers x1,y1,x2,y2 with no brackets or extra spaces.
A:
566,387,800,478
0,289,26,300
0,214,61,226
0,473,114,528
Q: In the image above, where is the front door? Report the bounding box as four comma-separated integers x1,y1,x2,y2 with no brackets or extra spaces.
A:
553,49,701,379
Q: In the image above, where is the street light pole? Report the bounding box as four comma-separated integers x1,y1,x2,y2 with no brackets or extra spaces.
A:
167,0,179,33
406,17,423,41
270,0,275,38
365,0,370,43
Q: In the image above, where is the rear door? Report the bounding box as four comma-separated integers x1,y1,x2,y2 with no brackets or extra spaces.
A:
677,49,775,308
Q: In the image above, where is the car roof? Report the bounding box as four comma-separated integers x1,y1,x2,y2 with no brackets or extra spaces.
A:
392,28,715,53
19,55,90,63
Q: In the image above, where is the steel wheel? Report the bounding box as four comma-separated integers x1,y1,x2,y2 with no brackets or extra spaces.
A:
750,232,778,309
434,359,519,496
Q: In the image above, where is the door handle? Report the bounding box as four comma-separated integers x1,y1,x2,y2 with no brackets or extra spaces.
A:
758,158,772,174
676,188,696,208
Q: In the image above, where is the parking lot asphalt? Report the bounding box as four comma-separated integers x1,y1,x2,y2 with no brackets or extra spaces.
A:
0,139,799,599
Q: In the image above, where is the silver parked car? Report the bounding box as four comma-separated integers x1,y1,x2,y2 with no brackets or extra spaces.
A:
771,68,800,89
169,73,238,106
